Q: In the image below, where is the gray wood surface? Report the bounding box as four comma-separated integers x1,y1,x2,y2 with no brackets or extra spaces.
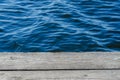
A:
0,70,120,80
0,52,120,70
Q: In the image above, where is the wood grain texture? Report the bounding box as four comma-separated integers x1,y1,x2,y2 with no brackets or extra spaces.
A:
0,70,120,80
0,52,120,70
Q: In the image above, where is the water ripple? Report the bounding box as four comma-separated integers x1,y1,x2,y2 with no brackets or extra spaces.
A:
0,0,120,52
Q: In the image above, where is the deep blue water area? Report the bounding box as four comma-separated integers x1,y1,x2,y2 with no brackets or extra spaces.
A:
0,0,120,52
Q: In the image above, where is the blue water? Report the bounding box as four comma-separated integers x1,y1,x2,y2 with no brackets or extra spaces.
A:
0,0,120,52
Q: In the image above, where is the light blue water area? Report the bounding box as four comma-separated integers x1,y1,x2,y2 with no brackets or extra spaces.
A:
0,0,120,52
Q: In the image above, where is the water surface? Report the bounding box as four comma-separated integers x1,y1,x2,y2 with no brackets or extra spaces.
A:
0,0,120,52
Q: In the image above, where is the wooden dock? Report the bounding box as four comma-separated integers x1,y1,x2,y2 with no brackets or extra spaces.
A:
0,52,120,80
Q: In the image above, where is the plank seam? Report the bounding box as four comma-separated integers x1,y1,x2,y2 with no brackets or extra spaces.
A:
0,68,120,71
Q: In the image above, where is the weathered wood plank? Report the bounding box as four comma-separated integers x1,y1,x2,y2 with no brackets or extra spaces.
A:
0,70,120,80
0,52,120,69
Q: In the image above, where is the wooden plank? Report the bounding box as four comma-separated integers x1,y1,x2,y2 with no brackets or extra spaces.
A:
0,52,120,70
0,70,120,80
